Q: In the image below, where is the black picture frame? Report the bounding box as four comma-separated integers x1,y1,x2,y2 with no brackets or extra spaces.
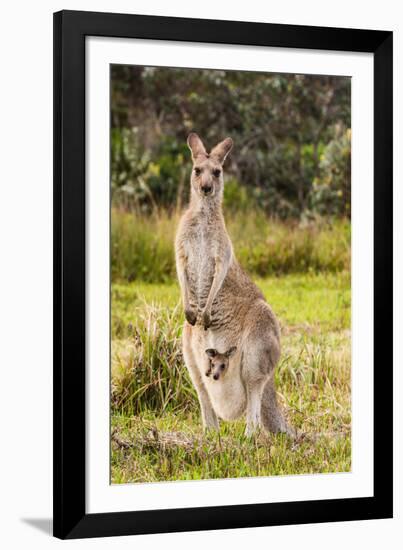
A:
53,9,393,540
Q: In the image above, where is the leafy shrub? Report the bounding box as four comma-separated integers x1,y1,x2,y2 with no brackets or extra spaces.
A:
111,132,190,212
111,128,151,210
310,127,351,217
223,177,259,212
111,67,351,218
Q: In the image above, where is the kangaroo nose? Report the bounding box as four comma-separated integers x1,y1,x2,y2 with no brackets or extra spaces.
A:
201,185,212,195
213,373,219,380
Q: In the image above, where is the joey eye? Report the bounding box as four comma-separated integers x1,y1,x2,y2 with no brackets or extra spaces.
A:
213,169,221,178
220,364,225,370
194,167,201,176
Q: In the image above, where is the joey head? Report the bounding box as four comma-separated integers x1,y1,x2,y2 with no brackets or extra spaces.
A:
205,346,237,381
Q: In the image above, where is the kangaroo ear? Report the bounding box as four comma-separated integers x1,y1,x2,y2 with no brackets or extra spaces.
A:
205,348,217,358
187,133,207,160
225,346,237,357
210,137,233,164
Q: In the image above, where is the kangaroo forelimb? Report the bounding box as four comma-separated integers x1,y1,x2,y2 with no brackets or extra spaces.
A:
176,251,197,325
201,250,231,329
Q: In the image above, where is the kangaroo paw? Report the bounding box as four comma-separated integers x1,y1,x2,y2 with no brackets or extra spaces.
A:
185,308,197,326
202,309,212,330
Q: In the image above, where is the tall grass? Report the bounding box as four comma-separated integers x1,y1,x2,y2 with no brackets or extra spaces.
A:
111,207,350,283
111,302,197,416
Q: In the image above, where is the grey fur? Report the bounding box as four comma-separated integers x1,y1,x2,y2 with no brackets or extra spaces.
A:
175,133,293,436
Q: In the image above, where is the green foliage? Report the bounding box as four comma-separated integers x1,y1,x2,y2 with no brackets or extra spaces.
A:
310,127,351,217
139,138,190,210
111,208,350,283
111,128,151,210
111,131,190,212
111,272,351,481
223,177,258,212
111,66,351,218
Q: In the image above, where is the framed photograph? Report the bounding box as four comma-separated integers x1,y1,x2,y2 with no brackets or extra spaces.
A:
53,10,393,539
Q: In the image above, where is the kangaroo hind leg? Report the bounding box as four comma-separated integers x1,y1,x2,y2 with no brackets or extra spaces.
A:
182,326,219,430
261,376,294,436
241,352,266,436
244,380,265,436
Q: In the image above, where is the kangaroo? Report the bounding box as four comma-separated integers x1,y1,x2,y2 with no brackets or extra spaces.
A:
175,133,292,436
205,346,237,380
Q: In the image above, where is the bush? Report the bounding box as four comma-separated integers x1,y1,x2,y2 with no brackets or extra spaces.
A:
111,67,351,219
111,132,190,212
310,127,351,217
111,128,151,210
223,177,258,212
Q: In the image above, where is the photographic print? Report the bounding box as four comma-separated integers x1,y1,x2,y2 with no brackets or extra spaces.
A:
110,65,351,484
54,10,392,538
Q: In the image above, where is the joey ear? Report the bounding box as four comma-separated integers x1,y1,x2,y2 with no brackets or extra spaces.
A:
210,137,233,164
187,133,207,161
225,346,237,357
205,348,217,358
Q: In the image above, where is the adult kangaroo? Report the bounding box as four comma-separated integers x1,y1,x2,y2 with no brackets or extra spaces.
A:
175,133,291,436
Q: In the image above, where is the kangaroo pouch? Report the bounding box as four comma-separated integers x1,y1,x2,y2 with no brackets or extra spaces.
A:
205,375,246,421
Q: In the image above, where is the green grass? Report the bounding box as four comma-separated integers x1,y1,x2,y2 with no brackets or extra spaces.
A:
111,271,351,482
112,412,351,483
111,208,350,283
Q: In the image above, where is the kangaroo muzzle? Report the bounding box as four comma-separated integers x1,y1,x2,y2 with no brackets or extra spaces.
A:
201,184,212,195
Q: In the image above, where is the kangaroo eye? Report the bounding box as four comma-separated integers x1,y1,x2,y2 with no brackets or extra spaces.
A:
194,167,201,176
220,364,225,370
213,169,221,178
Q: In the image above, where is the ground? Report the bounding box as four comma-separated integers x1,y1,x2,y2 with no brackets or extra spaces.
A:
111,271,351,483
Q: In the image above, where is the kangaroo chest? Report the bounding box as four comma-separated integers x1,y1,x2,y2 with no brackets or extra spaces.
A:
184,221,216,304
